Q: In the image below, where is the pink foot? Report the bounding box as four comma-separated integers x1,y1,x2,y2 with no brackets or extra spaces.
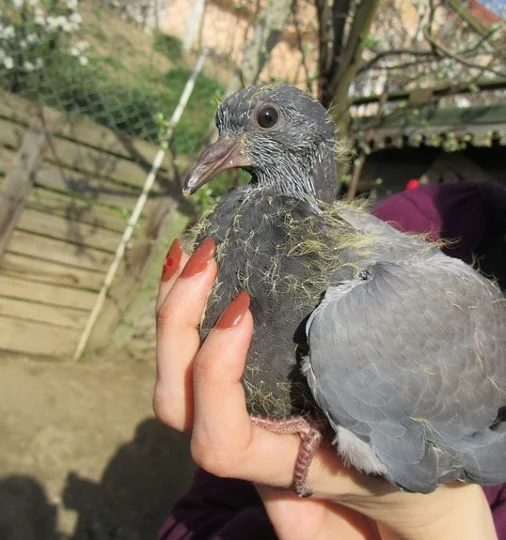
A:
251,415,323,497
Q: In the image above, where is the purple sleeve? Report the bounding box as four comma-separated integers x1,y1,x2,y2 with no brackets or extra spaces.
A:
372,182,488,264
485,486,506,540
158,469,275,540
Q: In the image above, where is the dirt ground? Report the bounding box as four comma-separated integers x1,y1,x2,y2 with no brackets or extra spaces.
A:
0,349,196,540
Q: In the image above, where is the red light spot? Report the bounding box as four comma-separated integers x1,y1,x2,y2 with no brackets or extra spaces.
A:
406,179,420,191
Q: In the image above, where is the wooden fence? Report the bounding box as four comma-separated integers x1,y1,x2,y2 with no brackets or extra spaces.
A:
0,91,189,359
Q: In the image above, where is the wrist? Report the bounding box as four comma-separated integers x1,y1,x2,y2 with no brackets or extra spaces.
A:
375,484,497,540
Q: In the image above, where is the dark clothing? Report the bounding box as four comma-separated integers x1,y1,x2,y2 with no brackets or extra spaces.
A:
160,183,506,539
159,470,276,540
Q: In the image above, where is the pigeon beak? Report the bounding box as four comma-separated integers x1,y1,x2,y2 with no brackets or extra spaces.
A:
183,137,252,197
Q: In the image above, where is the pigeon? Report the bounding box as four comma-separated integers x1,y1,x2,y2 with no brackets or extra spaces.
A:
183,83,506,496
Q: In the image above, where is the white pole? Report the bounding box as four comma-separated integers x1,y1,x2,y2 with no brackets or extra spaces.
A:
183,0,206,52
73,49,208,361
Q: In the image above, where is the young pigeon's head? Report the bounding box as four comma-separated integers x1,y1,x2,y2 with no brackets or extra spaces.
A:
184,84,339,202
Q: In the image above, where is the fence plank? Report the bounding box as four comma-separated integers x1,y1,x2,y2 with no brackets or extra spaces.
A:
43,137,165,191
0,315,79,357
87,202,189,352
0,123,167,193
0,114,56,260
34,167,150,211
0,90,180,172
1,252,104,290
8,230,113,272
26,187,130,234
0,274,97,310
0,118,26,149
0,296,87,329
17,208,120,253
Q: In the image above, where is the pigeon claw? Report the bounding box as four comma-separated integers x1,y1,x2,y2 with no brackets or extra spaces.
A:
250,415,323,497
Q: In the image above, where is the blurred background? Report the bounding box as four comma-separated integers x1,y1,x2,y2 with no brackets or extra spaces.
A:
0,0,504,538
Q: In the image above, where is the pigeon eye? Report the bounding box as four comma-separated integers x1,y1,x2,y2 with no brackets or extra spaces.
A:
256,106,279,129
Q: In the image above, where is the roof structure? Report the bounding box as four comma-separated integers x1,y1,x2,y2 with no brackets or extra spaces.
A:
351,103,506,151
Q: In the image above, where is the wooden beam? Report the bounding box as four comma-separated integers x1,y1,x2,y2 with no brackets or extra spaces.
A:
350,77,506,106
0,113,57,260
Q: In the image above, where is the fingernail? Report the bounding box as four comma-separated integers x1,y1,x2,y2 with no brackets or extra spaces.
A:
161,238,183,282
180,238,215,279
216,291,250,329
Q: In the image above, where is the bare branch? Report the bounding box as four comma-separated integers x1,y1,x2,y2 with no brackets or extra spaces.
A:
446,0,506,58
327,0,380,111
357,49,434,74
292,0,313,92
423,25,506,79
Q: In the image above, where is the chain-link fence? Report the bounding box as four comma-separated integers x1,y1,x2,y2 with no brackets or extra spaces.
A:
0,0,225,156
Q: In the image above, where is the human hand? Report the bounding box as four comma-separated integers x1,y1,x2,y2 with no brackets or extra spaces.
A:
154,238,497,540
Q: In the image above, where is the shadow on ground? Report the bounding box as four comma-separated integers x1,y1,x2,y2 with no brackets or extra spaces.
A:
0,475,58,540
0,418,195,540
63,418,195,540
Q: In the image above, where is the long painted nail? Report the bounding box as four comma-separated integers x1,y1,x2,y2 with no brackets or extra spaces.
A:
216,291,250,329
180,238,215,279
161,238,183,282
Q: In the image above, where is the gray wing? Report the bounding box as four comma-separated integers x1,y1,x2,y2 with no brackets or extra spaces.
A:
304,252,506,493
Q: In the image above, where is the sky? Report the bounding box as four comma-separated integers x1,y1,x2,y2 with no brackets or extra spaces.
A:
480,0,506,17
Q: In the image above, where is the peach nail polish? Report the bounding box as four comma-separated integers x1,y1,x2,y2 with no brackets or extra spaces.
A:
216,292,250,329
180,238,216,278
162,238,183,282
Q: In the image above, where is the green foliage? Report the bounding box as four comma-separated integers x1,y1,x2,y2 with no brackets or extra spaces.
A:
96,56,124,71
0,0,86,89
192,169,251,215
166,68,223,154
153,32,183,62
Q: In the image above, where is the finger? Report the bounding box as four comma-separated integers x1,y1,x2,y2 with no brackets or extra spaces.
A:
155,238,189,314
192,291,254,452
154,238,217,432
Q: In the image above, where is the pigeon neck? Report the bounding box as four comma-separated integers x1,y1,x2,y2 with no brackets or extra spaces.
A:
251,143,338,203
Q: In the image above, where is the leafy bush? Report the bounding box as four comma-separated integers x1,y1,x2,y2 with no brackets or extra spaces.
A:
153,32,183,63
0,0,88,90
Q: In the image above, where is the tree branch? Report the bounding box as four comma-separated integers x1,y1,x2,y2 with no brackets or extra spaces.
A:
423,25,506,79
327,0,380,113
292,0,313,92
446,0,506,58
357,48,434,74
